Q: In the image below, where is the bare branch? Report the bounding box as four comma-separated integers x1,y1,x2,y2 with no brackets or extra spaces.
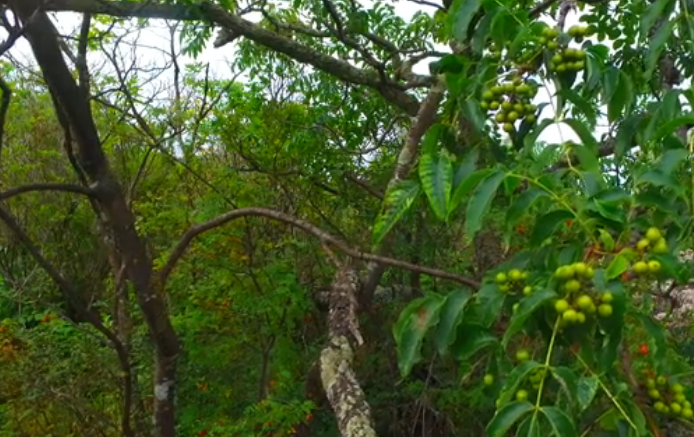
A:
0,183,96,200
24,0,422,116
159,206,480,288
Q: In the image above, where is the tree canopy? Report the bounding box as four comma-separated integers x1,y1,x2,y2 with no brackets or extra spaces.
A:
1,0,694,436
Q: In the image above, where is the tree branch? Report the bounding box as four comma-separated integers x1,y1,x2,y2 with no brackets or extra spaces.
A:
0,183,96,200
159,206,480,289
25,0,422,116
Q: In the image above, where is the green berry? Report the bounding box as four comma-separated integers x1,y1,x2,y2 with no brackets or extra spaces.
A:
484,374,494,386
671,402,682,415
525,114,536,123
547,41,558,50
503,123,514,133
636,238,650,251
573,262,587,276
513,103,525,113
507,111,519,122
576,312,586,323
490,101,500,110
673,383,685,394
600,292,613,303
523,286,533,296
676,393,687,403
573,61,585,70
551,54,563,64
515,389,528,401
555,299,570,313
496,112,506,123
482,91,494,100
648,260,661,273
646,227,662,242
683,409,694,419
517,83,531,94
652,238,668,254
564,279,581,293
502,101,513,111
495,272,508,283
512,303,519,313
500,284,511,293
516,349,530,362
657,375,667,386
598,303,613,317
576,294,593,310
480,101,489,111
562,309,578,323
654,401,666,412
646,378,656,389
633,261,649,275
556,64,567,73
648,388,661,399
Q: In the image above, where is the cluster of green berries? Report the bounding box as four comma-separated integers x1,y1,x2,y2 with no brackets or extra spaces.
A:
632,227,667,275
512,368,547,402
553,262,613,326
480,79,539,133
644,376,693,420
494,268,531,294
544,25,591,75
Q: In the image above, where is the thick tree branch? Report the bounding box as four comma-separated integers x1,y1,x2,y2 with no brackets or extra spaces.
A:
0,183,96,200
23,0,422,116
361,78,446,305
159,206,480,289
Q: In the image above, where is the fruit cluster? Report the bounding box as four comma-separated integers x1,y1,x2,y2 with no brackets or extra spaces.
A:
632,227,666,275
546,25,590,74
480,79,538,133
553,262,613,327
644,376,693,420
494,268,531,294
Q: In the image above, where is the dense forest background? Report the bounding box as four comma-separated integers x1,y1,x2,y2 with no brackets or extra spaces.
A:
1,0,694,436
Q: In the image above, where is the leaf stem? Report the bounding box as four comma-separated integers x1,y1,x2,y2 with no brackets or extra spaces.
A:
573,352,638,432
529,316,561,427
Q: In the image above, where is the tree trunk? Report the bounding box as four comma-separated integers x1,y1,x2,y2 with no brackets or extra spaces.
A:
11,3,180,436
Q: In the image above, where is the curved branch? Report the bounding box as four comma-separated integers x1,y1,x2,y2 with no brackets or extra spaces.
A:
0,183,95,200
159,206,480,289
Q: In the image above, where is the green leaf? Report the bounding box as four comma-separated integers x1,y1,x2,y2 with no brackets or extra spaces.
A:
434,289,472,355
449,0,482,42
562,119,599,153
558,89,597,127
603,68,633,122
550,367,578,404
577,376,599,412
487,401,534,437
419,128,453,221
372,180,421,245
654,116,694,142
524,119,555,150
461,97,488,133
450,168,493,212
646,22,674,80
451,324,499,360
466,170,507,238
605,254,628,280
466,284,506,327
517,415,541,437
502,289,557,346
540,406,576,437
531,210,574,246
597,229,615,252
453,148,479,188
638,169,682,194
498,360,543,405
641,0,674,35
572,144,599,172
506,188,550,225
392,294,444,377
658,148,689,174
615,114,642,158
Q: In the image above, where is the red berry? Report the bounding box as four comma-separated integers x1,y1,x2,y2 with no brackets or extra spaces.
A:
199,430,207,436
640,344,649,355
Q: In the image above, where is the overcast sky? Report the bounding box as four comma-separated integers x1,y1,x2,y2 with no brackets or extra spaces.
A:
5,2,601,146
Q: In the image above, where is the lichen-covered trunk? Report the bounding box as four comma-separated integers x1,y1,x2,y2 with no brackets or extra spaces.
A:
321,266,377,437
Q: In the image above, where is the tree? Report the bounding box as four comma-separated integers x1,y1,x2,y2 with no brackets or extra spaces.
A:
1,0,694,436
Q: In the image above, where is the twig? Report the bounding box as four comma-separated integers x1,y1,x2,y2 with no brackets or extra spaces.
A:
0,183,95,200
